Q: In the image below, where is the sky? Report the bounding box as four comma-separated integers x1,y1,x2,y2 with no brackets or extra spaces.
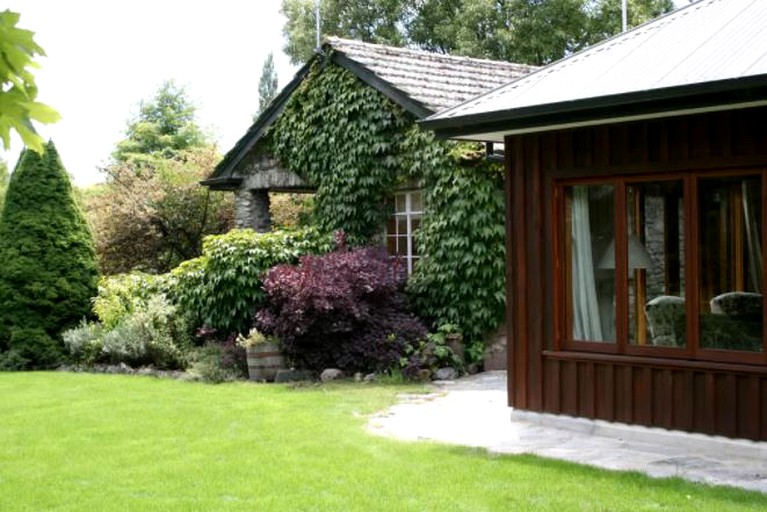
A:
2,0,299,186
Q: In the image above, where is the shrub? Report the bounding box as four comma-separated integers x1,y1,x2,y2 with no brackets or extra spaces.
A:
62,320,105,365
62,295,192,370
256,247,427,373
168,227,333,334
0,142,98,366
7,327,61,370
400,325,464,379
93,272,166,329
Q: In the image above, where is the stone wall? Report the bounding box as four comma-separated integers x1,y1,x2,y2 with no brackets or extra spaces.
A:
233,152,310,232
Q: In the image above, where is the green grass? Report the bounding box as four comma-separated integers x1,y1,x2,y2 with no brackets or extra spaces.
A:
0,373,765,511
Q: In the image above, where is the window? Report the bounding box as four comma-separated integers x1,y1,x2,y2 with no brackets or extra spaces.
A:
386,191,423,275
559,172,764,360
698,176,763,352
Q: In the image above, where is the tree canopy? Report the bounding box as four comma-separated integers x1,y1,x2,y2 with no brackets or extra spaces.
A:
112,80,207,168
89,81,232,274
0,10,60,153
281,0,675,66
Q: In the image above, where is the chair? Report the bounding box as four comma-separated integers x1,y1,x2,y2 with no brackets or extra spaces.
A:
709,292,762,350
710,291,762,317
644,295,685,347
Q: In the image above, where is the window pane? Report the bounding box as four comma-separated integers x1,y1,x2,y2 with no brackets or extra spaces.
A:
395,193,406,213
386,236,397,255
627,181,686,347
566,185,616,342
699,176,763,352
410,191,424,212
396,217,407,235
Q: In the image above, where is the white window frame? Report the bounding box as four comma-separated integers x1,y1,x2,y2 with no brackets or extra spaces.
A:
386,190,423,275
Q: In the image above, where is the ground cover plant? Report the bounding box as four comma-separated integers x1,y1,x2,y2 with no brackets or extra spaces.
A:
0,373,765,511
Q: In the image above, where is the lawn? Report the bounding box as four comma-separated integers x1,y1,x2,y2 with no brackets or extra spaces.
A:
0,373,765,511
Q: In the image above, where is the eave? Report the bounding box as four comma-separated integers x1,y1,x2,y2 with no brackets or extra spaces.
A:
421,74,767,142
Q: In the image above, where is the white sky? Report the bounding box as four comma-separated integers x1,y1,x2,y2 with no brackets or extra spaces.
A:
2,0,299,186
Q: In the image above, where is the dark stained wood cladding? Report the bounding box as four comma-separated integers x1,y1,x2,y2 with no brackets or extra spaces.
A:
504,106,767,441
540,353,767,440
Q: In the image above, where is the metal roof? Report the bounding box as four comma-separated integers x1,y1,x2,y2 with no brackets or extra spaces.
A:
422,0,767,141
203,38,536,188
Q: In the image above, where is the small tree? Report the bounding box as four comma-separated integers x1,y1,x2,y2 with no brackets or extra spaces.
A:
0,142,98,368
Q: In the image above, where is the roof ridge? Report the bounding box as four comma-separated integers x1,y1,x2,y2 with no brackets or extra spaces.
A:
325,36,538,71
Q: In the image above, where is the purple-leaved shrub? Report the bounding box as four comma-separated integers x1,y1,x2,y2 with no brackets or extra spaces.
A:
256,247,427,374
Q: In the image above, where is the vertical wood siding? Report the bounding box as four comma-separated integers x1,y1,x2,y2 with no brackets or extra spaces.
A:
505,106,767,441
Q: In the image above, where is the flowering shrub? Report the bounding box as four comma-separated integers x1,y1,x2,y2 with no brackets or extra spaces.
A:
256,247,427,373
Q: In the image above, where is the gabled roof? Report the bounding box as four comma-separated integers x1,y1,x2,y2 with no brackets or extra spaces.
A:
328,37,537,115
203,38,536,189
422,0,767,141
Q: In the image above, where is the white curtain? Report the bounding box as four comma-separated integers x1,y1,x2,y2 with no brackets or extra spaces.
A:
742,180,762,292
571,187,604,341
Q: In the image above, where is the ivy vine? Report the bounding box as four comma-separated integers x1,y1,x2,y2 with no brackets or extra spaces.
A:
268,51,506,353
270,56,431,245
407,145,507,347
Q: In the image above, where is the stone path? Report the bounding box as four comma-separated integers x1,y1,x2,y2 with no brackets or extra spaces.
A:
368,371,767,494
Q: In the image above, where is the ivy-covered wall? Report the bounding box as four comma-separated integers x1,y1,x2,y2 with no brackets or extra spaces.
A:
264,52,506,352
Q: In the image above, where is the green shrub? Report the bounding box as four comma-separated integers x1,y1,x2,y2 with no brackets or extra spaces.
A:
0,142,99,366
0,349,28,371
400,324,464,378
62,321,105,365
93,272,166,329
168,227,332,334
7,327,61,370
186,343,243,383
62,295,192,370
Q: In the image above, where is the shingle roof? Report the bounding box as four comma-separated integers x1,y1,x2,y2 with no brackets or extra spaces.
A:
202,39,536,188
327,37,537,114
422,0,767,140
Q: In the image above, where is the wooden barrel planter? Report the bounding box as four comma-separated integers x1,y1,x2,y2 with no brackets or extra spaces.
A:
246,342,284,382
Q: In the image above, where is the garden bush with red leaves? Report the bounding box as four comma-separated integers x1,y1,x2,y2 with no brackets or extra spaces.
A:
256,247,427,374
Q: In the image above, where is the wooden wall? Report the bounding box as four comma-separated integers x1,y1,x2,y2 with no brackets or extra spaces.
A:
505,106,767,441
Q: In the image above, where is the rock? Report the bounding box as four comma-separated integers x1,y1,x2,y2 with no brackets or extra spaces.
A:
320,368,344,382
363,373,377,382
434,367,459,381
354,372,363,382
274,369,313,383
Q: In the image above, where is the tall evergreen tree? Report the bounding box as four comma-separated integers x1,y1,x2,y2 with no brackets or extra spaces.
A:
0,141,98,368
255,52,279,120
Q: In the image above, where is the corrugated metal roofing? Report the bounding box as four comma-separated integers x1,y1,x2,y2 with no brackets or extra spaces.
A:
425,0,767,129
328,37,537,113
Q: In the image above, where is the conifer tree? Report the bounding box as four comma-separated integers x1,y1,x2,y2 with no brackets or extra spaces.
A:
0,142,98,368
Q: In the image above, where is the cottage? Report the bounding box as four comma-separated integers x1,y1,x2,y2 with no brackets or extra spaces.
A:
423,0,767,441
203,37,534,271
203,38,537,365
